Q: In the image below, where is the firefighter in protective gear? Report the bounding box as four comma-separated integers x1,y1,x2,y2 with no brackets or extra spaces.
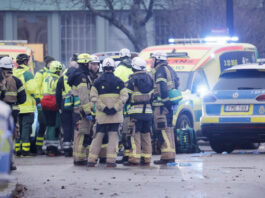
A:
13,54,37,157
55,60,78,157
41,60,63,156
114,48,133,163
35,56,55,155
0,78,14,173
123,57,154,166
0,57,26,169
88,57,128,168
0,57,26,126
152,51,179,164
89,55,108,163
114,48,133,82
67,53,93,166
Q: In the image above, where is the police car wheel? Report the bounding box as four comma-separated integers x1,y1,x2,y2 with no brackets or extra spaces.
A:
209,139,235,154
176,114,192,129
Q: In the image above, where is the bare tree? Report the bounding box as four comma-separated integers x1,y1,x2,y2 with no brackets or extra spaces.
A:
82,0,159,51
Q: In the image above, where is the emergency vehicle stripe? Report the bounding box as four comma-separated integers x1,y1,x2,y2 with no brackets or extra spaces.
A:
143,46,211,52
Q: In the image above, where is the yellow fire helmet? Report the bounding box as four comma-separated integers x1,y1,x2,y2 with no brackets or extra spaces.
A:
49,60,63,73
77,53,91,64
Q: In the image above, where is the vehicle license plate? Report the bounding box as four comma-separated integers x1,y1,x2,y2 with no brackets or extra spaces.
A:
224,104,249,112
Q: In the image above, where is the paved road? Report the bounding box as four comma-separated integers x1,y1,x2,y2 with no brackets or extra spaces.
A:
13,145,265,198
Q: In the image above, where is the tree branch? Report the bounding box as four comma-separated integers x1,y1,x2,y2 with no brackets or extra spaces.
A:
85,0,138,48
140,0,154,25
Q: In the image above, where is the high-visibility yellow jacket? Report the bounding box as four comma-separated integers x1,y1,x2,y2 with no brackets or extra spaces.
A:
114,64,133,82
42,72,60,96
34,67,49,99
13,64,36,114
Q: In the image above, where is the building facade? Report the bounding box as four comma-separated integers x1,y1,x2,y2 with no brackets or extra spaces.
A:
0,0,156,65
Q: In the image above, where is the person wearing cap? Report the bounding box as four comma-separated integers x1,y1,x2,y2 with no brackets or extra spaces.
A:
67,53,93,166
88,57,128,168
34,55,55,155
13,53,37,157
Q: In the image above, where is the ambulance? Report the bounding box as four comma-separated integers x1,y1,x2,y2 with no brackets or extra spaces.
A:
139,40,258,138
0,42,35,73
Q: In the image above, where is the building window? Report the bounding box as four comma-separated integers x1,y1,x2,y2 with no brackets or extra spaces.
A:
60,12,96,65
17,14,48,61
0,15,3,39
154,13,171,45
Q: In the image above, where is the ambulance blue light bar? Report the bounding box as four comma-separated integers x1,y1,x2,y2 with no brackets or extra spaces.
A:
204,36,239,43
168,36,239,44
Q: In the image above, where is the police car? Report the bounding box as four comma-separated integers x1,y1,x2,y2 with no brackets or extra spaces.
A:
201,64,265,153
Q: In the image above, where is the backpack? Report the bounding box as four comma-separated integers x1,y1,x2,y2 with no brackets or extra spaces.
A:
41,95,59,111
175,128,200,153
132,73,153,104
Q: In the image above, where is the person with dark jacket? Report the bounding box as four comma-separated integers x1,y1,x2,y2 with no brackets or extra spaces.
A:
55,58,78,157
123,57,154,166
151,51,179,165
88,57,128,168
67,53,93,166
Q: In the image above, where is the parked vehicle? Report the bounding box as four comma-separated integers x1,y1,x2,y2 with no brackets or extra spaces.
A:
201,64,265,153
139,41,257,138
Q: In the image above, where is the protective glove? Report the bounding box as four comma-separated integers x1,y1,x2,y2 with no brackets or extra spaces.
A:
108,108,117,115
103,107,117,115
85,114,93,121
103,107,111,114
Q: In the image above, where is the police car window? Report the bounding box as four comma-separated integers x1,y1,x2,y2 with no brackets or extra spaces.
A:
219,51,257,72
191,71,209,94
214,69,265,90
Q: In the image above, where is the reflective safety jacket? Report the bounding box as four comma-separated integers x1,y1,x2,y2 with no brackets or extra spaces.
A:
152,62,179,107
2,72,26,110
34,67,49,99
114,63,133,82
90,72,128,124
67,67,91,115
42,72,60,96
13,64,36,114
126,71,153,120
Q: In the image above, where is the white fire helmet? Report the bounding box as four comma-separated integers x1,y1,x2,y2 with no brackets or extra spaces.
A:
132,57,146,71
151,51,167,61
102,57,115,68
90,55,100,63
119,48,131,58
0,57,14,69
